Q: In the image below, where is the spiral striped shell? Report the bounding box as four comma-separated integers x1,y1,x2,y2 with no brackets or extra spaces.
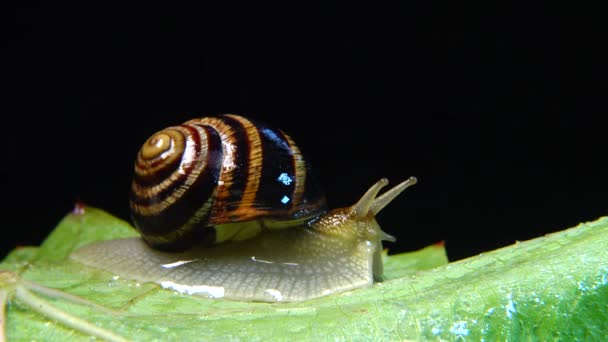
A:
129,114,327,251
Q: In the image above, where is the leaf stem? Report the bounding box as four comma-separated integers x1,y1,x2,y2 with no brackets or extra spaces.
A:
14,286,129,342
23,279,121,316
0,288,7,342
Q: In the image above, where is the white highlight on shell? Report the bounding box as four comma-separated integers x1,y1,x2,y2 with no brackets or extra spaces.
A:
153,138,165,148
277,173,293,185
160,281,225,298
179,138,197,175
223,143,237,171
264,288,283,301
161,260,195,269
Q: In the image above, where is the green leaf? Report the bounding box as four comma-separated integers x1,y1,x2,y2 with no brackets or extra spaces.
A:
1,207,607,341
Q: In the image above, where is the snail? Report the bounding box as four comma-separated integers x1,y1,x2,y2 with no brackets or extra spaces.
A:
71,114,417,302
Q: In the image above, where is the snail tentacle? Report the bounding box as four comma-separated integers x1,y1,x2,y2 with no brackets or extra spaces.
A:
351,178,389,219
371,176,417,215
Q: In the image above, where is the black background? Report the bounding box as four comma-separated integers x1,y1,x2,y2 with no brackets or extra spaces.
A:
2,3,606,261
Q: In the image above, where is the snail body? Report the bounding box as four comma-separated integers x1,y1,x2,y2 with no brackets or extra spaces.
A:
71,114,416,302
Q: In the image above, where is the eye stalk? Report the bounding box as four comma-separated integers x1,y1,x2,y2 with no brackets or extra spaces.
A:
352,177,418,219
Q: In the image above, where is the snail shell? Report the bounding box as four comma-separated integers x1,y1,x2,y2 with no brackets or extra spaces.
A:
71,115,417,302
129,114,326,251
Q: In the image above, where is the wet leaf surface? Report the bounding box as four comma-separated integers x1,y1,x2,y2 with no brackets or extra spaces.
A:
1,207,606,341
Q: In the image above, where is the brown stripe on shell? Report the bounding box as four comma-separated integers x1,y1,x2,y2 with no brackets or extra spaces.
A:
130,125,203,213
134,129,184,179
140,198,217,250
131,127,196,200
184,116,238,224
130,123,224,249
283,132,306,212
222,114,267,221
281,131,327,219
186,115,268,225
132,128,185,188
206,115,251,218
250,123,298,217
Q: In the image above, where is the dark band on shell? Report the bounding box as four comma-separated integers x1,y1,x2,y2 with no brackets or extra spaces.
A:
129,114,327,250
